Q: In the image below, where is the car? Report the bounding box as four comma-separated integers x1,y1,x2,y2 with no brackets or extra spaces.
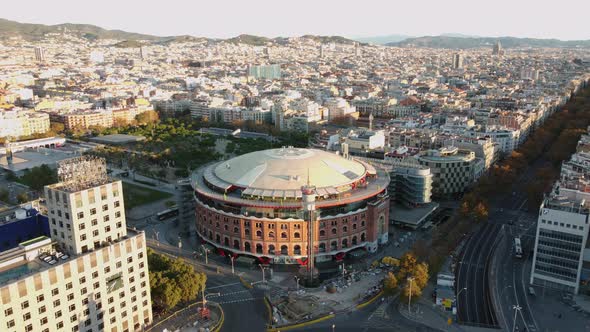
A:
60,254,69,260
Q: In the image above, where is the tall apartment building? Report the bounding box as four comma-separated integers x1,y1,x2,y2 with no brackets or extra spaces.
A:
247,64,281,80
0,110,50,138
62,110,114,130
530,191,589,293
389,159,433,208
0,156,152,332
34,47,45,62
417,146,483,197
452,53,463,69
530,127,590,294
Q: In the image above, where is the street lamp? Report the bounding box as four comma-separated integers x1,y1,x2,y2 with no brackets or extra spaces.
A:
294,276,300,292
332,324,335,332
178,236,182,255
201,245,209,264
407,277,415,315
512,305,523,332
230,256,235,275
154,231,160,247
259,264,266,283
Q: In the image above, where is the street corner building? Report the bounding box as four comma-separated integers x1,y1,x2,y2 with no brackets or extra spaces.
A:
0,155,152,332
191,147,390,265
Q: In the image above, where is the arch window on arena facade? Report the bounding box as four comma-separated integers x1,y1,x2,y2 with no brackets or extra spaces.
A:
294,245,301,255
294,232,300,239
281,232,288,239
224,237,229,246
331,228,337,235
361,233,366,242
269,231,275,238
233,240,240,249
269,245,275,254
256,230,262,238
319,243,326,252
320,230,326,237
352,236,358,245
256,244,263,254
330,241,337,251
244,242,251,252
215,234,220,243
343,226,348,233
245,229,250,236
342,238,348,248
280,245,288,255
353,223,357,230
233,227,239,233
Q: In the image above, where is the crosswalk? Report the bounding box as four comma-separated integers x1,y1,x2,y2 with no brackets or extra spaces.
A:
206,282,261,305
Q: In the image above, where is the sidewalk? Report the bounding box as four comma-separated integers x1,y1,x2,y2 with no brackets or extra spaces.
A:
396,297,494,332
397,297,461,332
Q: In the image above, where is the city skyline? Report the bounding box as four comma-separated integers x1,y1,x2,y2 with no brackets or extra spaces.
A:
2,0,590,40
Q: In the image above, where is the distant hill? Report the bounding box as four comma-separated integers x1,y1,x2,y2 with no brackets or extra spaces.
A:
0,18,365,47
225,34,271,46
113,40,144,48
352,34,412,45
387,36,590,49
0,18,162,41
299,35,358,45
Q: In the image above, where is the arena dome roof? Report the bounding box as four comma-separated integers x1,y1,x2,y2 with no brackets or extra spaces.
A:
212,147,370,191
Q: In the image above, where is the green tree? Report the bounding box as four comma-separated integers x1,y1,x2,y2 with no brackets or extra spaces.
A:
401,278,423,303
50,122,65,134
383,272,398,294
19,164,58,191
413,262,430,289
0,189,9,203
136,110,160,125
147,249,207,312
16,193,28,203
398,252,418,280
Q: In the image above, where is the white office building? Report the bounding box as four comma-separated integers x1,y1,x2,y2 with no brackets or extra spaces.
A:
530,190,590,294
0,156,153,332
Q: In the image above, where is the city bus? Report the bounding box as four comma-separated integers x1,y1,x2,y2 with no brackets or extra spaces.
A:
514,237,523,258
157,208,179,221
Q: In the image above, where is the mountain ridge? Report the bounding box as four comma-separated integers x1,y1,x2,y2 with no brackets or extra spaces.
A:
2,18,588,48
387,35,590,48
0,18,358,46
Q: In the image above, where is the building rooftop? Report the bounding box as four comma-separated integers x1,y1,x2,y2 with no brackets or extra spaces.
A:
211,147,371,191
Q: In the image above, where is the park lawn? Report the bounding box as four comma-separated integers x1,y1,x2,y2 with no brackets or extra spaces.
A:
122,182,173,210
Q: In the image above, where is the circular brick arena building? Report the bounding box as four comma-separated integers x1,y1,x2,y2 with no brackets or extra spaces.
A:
191,147,390,265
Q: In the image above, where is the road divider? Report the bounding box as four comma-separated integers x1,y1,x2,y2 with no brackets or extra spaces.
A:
266,313,335,332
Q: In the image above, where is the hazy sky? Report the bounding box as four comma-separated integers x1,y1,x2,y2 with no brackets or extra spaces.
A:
3,0,590,40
